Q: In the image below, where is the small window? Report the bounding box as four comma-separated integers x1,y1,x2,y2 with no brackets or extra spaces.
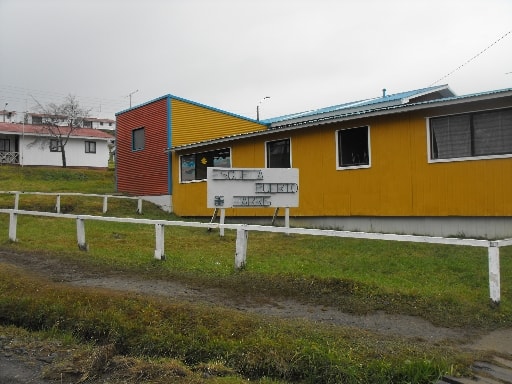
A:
430,108,512,161
132,127,145,151
266,138,291,168
32,116,42,124
180,148,231,182
85,141,96,153
49,139,62,152
337,126,370,169
0,138,10,152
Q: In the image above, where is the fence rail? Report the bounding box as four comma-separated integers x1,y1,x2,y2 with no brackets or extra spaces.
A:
0,152,19,165
0,191,143,214
0,208,510,304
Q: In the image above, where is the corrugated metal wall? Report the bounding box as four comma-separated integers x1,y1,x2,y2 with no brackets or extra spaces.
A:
116,97,170,196
172,103,512,218
171,99,264,147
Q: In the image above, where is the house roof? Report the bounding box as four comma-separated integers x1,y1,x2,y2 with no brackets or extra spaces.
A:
262,84,455,125
167,86,512,152
0,123,114,140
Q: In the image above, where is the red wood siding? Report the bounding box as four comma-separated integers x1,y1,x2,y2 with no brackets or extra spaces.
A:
116,98,169,196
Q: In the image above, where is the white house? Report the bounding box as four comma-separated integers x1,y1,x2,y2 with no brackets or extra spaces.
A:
83,117,116,130
0,122,113,168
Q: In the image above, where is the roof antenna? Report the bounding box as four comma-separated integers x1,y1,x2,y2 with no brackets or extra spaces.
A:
382,88,387,97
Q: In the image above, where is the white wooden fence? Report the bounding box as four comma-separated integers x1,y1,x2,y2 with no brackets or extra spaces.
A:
1,208,510,304
0,191,143,214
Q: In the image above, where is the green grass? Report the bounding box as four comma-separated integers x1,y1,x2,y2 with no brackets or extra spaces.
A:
0,165,511,383
0,264,473,384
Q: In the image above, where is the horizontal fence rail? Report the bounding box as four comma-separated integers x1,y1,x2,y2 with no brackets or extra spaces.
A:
0,208,510,304
0,191,143,214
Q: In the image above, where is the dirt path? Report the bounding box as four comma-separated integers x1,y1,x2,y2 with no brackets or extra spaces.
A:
1,247,511,383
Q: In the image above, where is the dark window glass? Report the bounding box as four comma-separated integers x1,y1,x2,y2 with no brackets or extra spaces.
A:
430,108,512,160
85,141,96,153
266,139,291,168
132,127,145,151
338,126,369,167
180,148,231,182
0,139,10,152
50,139,62,152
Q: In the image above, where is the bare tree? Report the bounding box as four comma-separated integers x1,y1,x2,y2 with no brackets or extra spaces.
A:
31,94,91,167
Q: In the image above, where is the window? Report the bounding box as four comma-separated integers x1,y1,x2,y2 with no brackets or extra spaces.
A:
337,126,370,169
31,116,42,124
266,138,291,168
430,108,512,161
83,120,93,128
132,127,145,151
49,139,62,152
0,138,10,152
180,148,231,182
85,141,96,153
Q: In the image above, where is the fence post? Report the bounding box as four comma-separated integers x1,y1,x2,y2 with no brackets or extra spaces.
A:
235,225,248,270
219,208,226,237
9,211,17,242
103,196,108,214
137,198,142,214
154,223,165,260
14,192,20,210
488,242,501,304
55,194,61,213
76,217,88,251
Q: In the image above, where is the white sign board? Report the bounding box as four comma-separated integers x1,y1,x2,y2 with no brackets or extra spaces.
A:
207,168,299,208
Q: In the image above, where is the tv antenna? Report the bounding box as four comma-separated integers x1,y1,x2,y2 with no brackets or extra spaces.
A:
126,89,139,108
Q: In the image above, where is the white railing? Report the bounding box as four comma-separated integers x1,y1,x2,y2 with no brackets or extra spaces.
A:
0,152,19,164
0,191,143,214
1,208,510,304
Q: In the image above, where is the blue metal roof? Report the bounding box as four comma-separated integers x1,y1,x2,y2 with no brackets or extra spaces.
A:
261,84,454,124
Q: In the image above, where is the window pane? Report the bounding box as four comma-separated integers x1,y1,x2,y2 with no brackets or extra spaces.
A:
0,139,9,151
180,154,196,182
430,115,471,159
338,127,369,167
267,139,290,168
85,141,96,153
132,128,145,151
180,148,231,182
473,109,512,156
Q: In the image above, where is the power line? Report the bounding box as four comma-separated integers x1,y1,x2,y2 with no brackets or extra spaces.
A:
429,30,512,87
0,83,127,117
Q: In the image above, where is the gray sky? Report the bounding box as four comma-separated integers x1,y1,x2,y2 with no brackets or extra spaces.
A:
1,0,511,121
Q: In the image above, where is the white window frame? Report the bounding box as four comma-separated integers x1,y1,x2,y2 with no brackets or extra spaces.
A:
265,138,292,168
427,107,512,164
335,126,371,170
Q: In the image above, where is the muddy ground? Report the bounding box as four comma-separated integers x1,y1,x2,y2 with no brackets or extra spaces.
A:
1,248,511,383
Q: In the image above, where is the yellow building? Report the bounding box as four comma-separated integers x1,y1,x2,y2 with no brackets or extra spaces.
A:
165,85,512,238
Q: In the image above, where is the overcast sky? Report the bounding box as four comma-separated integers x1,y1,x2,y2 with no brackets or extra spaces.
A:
1,0,511,121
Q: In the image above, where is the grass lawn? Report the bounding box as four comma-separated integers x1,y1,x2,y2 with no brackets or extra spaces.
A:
0,165,511,383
